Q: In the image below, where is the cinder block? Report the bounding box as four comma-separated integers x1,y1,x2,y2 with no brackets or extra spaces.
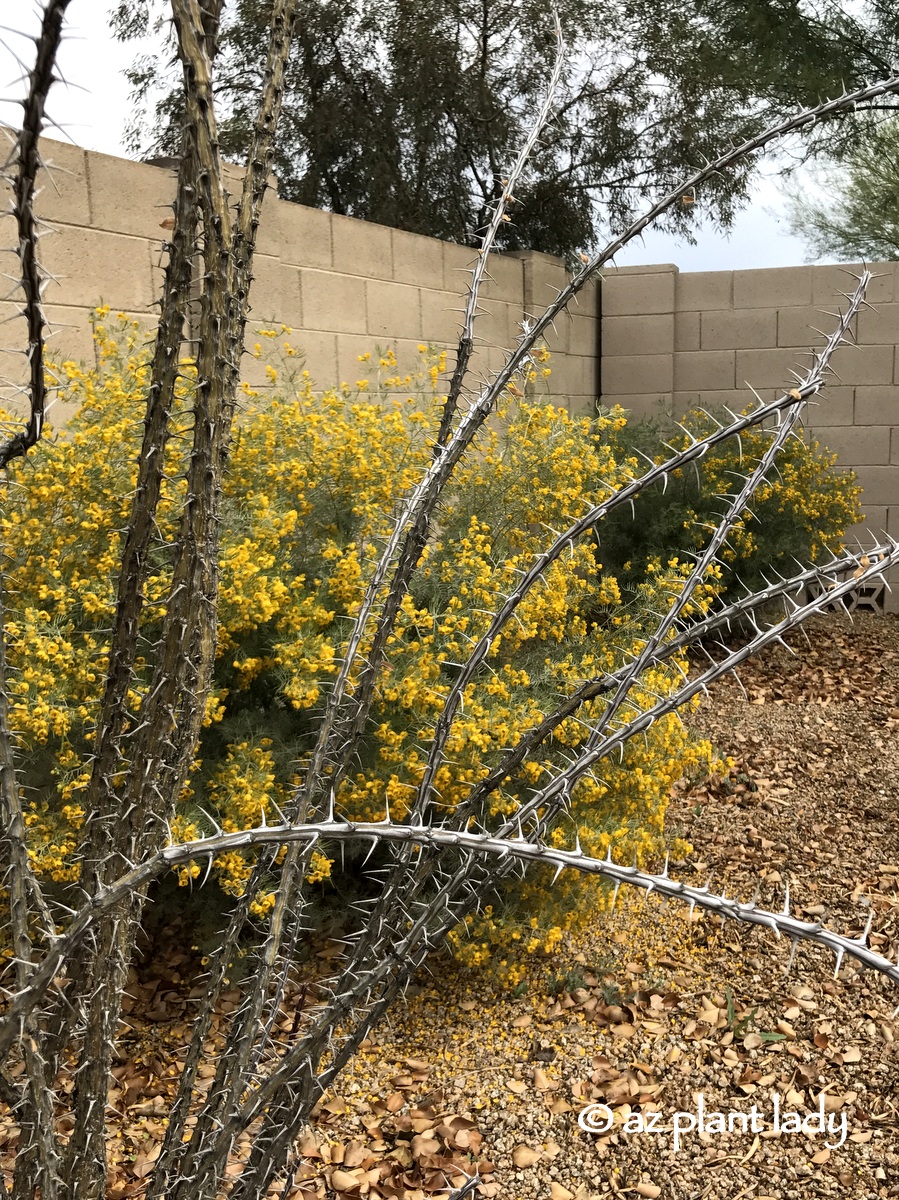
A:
698,388,767,413
34,137,92,227
853,465,899,507
576,276,600,313
300,269,366,333
366,280,422,341
672,390,700,416
776,305,857,349
855,385,899,426
40,226,157,310
892,428,899,465
674,350,735,392
248,256,302,328
602,314,673,358
803,385,854,427
701,308,777,351
0,300,95,412
602,268,676,316
602,263,679,276
513,249,569,312
676,270,732,311
566,314,599,357
573,278,601,340
336,333,374,387
443,242,477,293
540,311,570,357
287,330,338,387
566,353,599,399
87,152,176,239
736,346,821,390
258,198,332,269
827,343,894,386
545,355,583,403
0,301,31,394
43,304,101,372
855,301,899,346
567,393,598,418
482,251,524,301
238,348,277,389
807,425,891,466
391,228,445,289
599,392,673,421
811,262,894,305
482,343,513,377
733,266,812,309
845,506,887,542
336,335,426,390
331,212,393,279
420,288,465,344
602,354,673,394
674,311,700,352
469,340,500,385
391,337,433,377
469,297,515,351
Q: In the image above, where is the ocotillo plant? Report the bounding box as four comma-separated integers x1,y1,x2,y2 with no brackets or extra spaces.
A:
2,4,899,1199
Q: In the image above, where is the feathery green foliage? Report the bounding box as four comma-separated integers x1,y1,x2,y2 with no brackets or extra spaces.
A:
113,0,899,263
784,117,899,261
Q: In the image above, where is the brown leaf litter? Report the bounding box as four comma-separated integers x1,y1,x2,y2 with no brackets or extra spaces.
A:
1,614,897,1199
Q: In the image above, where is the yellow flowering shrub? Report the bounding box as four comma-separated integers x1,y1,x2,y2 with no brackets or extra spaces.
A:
598,405,862,606
4,313,723,958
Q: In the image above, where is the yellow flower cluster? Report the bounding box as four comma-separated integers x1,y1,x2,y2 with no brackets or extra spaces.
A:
5,316,722,952
661,413,859,574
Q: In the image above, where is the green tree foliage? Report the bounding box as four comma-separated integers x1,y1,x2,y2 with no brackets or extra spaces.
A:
113,0,898,263
784,117,899,261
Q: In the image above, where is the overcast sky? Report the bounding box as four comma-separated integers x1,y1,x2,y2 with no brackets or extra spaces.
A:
1,2,830,273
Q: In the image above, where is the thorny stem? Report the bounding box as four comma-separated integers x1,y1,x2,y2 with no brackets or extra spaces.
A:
0,543,894,1081
0,0,71,469
290,72,899,849
2,7,899,1196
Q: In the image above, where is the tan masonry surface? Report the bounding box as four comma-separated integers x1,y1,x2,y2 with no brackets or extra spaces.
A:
601,261,899,609
2,135,897,606
0,135,599,416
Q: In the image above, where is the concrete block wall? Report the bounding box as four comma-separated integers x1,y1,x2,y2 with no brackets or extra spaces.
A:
601,261,899,610
0,135,599,417
4,133,896,605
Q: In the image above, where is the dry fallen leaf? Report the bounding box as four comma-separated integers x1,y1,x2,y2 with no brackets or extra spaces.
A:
511,1144,542,1168
329,1168,358,1190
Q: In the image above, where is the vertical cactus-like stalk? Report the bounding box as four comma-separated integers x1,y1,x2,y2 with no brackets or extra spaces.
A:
0,5,898,1199
0,5,70,1197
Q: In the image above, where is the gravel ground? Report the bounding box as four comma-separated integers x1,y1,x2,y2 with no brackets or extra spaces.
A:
304,614,899,1200
50,613,897,1199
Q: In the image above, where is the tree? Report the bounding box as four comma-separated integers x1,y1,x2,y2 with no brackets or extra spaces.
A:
113,0,899,262
1,5,899,1199
784,116,899,261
